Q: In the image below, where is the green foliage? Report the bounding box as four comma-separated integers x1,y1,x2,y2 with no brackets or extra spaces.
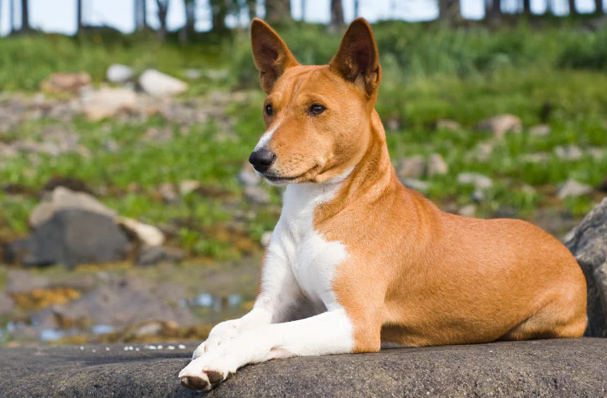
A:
0,20,605,260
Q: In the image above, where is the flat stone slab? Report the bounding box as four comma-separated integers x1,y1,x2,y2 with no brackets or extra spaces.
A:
1,338,606,397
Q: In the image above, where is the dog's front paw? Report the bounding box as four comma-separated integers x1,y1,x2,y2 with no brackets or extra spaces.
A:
193,320,241,359
179,352,236,391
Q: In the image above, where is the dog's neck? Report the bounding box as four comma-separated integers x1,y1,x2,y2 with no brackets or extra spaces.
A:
282,110,394,223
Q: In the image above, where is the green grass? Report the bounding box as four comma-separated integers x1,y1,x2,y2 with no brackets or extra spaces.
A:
0,20,606,260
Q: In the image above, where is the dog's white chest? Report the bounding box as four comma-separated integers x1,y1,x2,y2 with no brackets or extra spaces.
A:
274,182,348,309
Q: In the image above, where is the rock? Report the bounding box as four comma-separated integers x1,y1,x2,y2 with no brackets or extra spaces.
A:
555,145,584,161
558,179,593,199
402,179,429,193
477,114,522,138
0,293,15,316
179,180,201,196
106,64,135,84
237,163,261,187
529,124,551,136
81,88,138,121
118,217,165,247
143,127,174,144
435,119,461,131
468,142,494,162
589,147,606,161
40,73,91,94
564,198,607,337
139,69,188,97
184,69,202,80
396,156,426,179
158,183,179,204
427,153,448,177
137,246,187,266
33,276,195,330
385,116,401,131
458,204,476,217
597,177,607,193
471,189,485,202
29,186,116,228
8,209,129,269
518,152,550,164
244,186,271,205
260,231,273,247
205,69,229,80
1,339,607,397
457,173,493,190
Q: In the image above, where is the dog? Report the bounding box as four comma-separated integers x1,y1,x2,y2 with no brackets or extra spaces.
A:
179,17,587,390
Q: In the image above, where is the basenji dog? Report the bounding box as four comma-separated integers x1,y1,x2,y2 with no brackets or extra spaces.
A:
179,17,587,390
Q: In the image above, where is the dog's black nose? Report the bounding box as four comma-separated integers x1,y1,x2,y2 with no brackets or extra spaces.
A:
249,149,276,173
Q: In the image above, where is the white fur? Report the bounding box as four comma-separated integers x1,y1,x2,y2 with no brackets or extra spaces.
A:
181,170,355,388
254,118,282,151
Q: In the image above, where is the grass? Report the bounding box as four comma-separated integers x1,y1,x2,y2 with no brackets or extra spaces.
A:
0,19,606,261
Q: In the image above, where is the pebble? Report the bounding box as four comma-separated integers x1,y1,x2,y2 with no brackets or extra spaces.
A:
178,344,186,349
106,347,110,351
168,345,175,350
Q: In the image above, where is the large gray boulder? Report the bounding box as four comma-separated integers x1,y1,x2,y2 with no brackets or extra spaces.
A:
565,198,607,337
7,208,130,269
0,339,605,398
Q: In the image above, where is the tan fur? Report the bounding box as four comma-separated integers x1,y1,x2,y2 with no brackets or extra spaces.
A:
251,18,587,353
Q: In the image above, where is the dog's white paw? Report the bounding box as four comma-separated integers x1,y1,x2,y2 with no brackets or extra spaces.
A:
192,319,241,359
179,351,237,391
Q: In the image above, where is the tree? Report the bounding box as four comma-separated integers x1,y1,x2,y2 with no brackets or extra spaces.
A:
569,0,578,14
20,0,30,32
210,0,229,31
353,0,360,18
135,0,148,30
487,0,501,20
247,0,257,20
522,0,531,14
155,0,170,40
330,0,344,30
9,0,14,34
595,0,603,13
300,0,306,20
265,0,291,23
438,0,461,23
76,0,83,32
179,0,196,44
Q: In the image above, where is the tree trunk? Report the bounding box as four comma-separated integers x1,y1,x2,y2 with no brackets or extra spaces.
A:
353,0,359,17
20,0,29,32
76,0,83,32
155,0,170,41
9,0,14,34
134,0,139,29
569,0,578,14
330,0,344,30
488,0,501,20
300,0,305,20
522,0,530,14
265,0,291,23
210,0,229,31
0,0,3,34
439,0,461,23
247,0,256,19
595,0,603,13
179,0,195,44
142,0,147,27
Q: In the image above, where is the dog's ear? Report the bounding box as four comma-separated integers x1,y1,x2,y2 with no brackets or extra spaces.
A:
329,18,381,97
251,18,300,94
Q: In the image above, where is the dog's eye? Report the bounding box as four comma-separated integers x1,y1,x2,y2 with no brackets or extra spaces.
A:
265,104,273,116
309,104,325,116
